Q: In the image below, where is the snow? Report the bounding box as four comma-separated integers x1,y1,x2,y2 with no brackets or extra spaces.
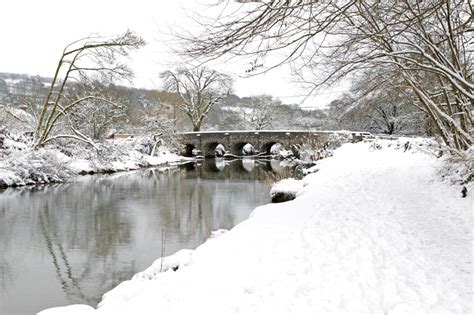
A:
215,143,225,156
221,105,253,115
242,143,254,155
179,129,370,135
270,178,304,196
134,249,196,279
37,305,96,315
39,140,472,315
3,138,28,150
0,169,21,186
68,159,95,174
0,137,184,188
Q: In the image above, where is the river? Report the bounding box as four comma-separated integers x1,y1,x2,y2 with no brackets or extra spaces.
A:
0,158,290,315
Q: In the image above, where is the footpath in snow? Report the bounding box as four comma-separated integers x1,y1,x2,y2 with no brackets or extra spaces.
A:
40,140,473,315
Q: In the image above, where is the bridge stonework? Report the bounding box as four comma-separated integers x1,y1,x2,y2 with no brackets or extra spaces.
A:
178,130,368,157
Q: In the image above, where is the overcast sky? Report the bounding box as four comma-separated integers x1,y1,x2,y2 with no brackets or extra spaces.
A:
0,0,347,108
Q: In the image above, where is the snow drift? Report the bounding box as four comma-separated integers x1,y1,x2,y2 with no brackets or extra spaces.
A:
269,178,304,202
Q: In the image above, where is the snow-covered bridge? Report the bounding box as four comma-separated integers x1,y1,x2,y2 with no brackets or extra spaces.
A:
178,130,369,157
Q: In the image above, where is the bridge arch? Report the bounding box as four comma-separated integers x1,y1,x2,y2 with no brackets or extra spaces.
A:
182,144,196,157
260,141,286,155
231,141,255,156
202,142,226,158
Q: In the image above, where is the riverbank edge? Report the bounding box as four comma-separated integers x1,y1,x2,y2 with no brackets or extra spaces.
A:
0,146,191,189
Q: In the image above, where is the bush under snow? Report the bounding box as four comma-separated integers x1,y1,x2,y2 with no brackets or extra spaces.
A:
0,136,183,188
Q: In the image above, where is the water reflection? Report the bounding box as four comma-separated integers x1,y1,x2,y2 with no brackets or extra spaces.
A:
194,158,293,181
0,160,285,315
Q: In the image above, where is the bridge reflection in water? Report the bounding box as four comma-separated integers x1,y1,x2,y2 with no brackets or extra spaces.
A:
182,158,293,181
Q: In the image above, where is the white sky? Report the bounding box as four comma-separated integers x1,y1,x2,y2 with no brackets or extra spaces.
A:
0,0,347,109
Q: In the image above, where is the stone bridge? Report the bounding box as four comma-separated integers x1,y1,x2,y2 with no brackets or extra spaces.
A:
177,130,369,157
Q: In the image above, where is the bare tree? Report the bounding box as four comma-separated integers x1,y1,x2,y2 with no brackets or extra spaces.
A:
34,30,145,148
160,67,233,131
367,105,407,135
247,95,274,130
181,0,473,154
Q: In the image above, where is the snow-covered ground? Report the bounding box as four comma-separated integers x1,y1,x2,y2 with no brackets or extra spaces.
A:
0,137,184,188
39,139,472,315
269,178,304,202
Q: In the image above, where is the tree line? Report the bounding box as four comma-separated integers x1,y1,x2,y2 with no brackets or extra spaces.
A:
0,68,430,140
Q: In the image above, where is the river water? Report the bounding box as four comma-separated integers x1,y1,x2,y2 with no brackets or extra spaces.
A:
0,159,289,315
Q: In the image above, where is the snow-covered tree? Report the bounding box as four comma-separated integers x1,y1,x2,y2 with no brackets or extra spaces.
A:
70,79,129,139
160,67,233,131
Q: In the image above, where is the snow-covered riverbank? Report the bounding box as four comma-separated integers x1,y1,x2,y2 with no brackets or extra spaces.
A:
40,139,472,315
0,137,184,188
